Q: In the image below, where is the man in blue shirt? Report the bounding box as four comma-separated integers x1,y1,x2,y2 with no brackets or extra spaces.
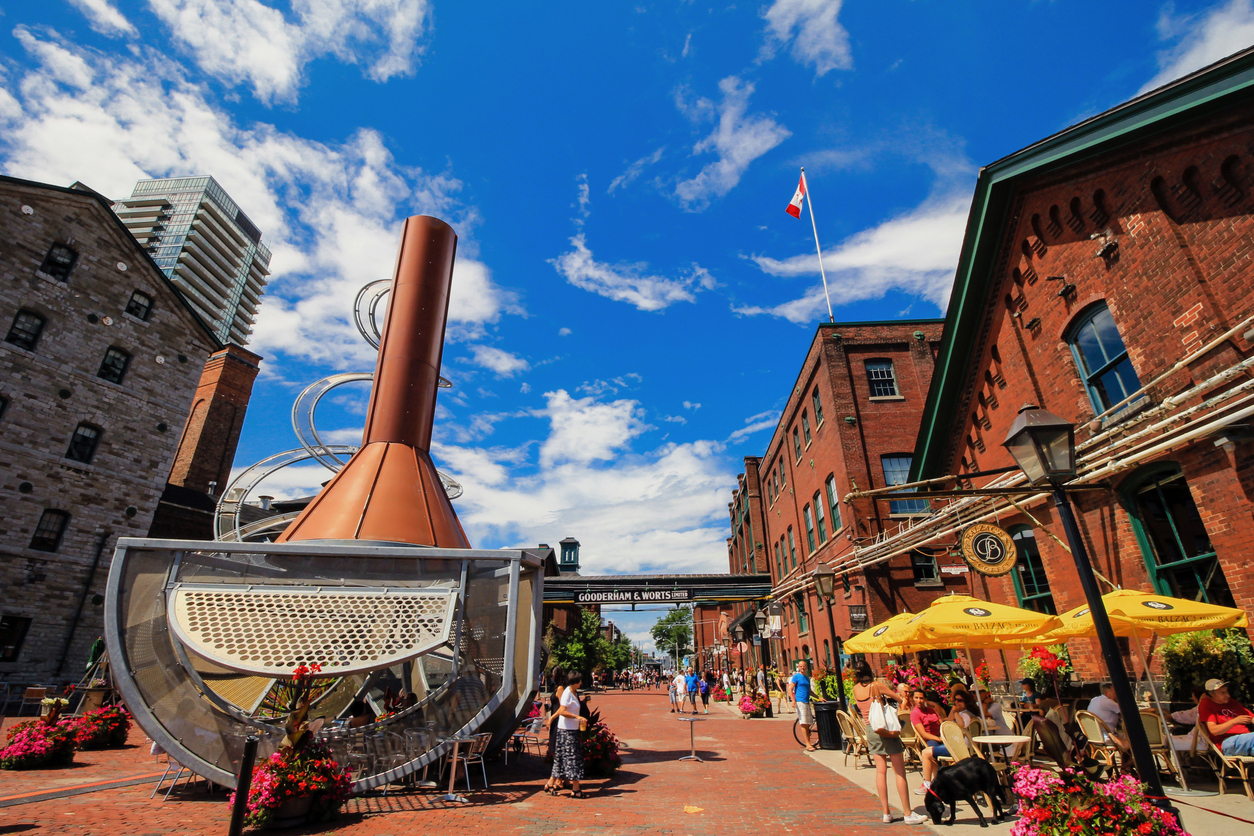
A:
684,667,701,715
790,660,816,751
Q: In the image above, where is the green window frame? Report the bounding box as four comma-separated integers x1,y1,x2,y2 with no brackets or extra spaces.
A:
1066,304,1142,416
801,410,812,445
1009,526,1056,614
812,388,824,425
803,504,816,553
787,527,797,571
1120,464,1234,605
793,427,802,460
813,491,828,543
825,475,842,531
796,594,808,634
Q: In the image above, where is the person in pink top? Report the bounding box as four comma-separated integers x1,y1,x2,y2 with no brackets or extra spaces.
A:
851,662,925,825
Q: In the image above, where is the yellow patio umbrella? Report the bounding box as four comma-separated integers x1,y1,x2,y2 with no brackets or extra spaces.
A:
882,594,1062,729
844,611,921,654
1024,588,1246,794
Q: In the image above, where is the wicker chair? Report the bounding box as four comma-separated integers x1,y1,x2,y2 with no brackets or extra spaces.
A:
844,709,875,768
1075,710,1123,772
1199,723,1254,800
898,711,923,769
1138,710,1184,787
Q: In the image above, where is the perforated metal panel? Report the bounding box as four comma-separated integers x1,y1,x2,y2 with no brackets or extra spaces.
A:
169,585,456,677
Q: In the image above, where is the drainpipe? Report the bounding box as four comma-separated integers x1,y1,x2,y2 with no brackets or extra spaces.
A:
56,527,111,678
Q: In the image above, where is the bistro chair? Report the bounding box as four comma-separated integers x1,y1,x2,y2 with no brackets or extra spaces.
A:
898,712,923,769
846,710,875,768
1075,710,1123,773
940,721,999,808
967,717,985,737
834,710,861,766
18,687,46,717
1199,723,1254,800
506,717,544,764
1138,710,1184,786
450,732,492,791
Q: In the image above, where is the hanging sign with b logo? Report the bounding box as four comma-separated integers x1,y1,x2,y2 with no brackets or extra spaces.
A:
960,523,1017,577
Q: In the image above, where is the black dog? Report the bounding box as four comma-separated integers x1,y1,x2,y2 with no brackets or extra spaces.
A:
924,757,1005,828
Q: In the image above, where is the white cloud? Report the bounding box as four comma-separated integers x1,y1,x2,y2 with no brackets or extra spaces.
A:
575,172,591,220
674,76,791,211
68,0,139,37
558,327,572,336
607,146,665,193
1140,0,1254,94
520,382,531,394
760,0,853,77
661,414,687,424
727,410,781,442
0,27,517,372
537,390,650,468
683,401,701,410
550,232,714,311
469,345,529,377
147,0,432,104
576,374,642,397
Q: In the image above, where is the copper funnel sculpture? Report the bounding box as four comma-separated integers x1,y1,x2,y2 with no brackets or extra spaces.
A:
277,215,469,547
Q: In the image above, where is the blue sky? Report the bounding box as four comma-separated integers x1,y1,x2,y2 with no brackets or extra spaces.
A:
4,1,1253,650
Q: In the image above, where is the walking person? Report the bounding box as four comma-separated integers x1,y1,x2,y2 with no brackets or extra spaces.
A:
699,672,711,714
673,669,689,715
853,663,925,825
544,671,589,797
543,666,567,793
684,666,700,715
790,660,817,751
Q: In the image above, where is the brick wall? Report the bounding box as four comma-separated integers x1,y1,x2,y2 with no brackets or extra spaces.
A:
929,110,1254,682
0,179,216,683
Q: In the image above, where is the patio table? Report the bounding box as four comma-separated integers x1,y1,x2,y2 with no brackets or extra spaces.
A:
439,735,475,802
677,717,702,762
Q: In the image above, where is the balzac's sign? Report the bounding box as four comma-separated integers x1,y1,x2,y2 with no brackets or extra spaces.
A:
574,589,692,604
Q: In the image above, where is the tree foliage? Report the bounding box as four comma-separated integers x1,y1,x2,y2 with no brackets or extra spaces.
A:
650,607,692,664
545,608,612,675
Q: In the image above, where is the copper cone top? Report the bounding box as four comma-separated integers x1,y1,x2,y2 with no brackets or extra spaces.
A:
276,216,470,547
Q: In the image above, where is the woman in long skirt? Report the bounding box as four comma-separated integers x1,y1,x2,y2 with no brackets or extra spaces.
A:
545,670,588,797
542,666,566,794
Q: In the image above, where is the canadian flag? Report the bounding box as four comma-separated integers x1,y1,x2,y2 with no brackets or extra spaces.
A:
785,173,806,218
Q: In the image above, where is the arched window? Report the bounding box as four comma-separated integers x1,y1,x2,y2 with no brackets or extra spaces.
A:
1066,304,1141,415
65,423,102,464
825,474,842,531
1121,464,1234,605
1009,526,1056,614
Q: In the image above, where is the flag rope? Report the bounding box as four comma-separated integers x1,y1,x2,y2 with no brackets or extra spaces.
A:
801,168,834,323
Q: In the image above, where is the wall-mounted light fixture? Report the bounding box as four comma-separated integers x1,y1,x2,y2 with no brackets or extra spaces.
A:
1046,275,1077,297
843,416,857,425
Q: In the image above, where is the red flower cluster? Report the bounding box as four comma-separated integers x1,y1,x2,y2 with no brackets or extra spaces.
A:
1030,647,1066,675
228,738,353,830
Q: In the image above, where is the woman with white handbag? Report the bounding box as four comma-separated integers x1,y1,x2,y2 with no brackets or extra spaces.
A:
851,662,925,825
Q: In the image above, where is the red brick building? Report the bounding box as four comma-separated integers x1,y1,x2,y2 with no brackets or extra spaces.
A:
721,319,981,676
860,49,1254,684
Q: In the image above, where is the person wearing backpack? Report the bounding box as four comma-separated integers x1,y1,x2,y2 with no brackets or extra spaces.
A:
852,662,925,825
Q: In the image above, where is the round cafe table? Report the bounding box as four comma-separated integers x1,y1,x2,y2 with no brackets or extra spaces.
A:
971,734,1030,747
677,717,703,762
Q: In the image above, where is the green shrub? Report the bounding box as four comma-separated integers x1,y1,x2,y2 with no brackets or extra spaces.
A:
1161,629,1254,701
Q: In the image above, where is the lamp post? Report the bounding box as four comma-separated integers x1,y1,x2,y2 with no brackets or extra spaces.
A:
1003,404,1177,817
732,625,747,694
812,564,848,713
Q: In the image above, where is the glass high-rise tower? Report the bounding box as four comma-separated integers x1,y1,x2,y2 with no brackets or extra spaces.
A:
113,177,270,345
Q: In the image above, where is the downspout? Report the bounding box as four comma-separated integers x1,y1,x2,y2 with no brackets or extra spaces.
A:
56,527,110,678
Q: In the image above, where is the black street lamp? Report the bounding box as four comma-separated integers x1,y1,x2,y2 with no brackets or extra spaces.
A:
1003,404,1177,816
812,564,848,713
732,625,747,692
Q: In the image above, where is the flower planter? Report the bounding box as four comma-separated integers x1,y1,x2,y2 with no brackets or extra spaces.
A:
77,687,109,714
269,795,314,829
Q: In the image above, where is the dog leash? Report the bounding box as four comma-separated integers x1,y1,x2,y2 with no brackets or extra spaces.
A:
1145,795,1254,825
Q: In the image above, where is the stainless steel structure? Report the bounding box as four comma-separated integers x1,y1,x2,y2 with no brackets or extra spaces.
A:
105,538,544,790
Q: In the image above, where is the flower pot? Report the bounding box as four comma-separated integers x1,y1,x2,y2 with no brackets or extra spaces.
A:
269,795,314,829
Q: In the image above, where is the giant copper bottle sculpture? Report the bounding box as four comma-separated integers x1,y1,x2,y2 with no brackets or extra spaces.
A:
278,215,470,547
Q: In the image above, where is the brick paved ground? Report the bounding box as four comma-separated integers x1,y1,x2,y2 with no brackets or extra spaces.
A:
1,691,925,835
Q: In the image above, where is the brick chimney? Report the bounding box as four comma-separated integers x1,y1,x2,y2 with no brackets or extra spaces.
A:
168,344,262,494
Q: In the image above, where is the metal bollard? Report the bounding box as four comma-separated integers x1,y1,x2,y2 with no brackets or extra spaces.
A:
227,735,259,836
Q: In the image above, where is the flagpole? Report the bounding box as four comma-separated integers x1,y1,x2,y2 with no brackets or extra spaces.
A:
801,167,835,323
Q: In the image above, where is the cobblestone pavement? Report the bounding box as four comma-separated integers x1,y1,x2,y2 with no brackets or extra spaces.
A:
1,692,923,834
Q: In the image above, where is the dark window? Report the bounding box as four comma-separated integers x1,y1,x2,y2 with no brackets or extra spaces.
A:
882,454,928,515
5,310,45,351
825,475,842,531
1067,304,1142,415
1010,527,1056,614
813,491,827,543
796,594,808,634
0,394,7,422
65,423,101,464
812,388,824,425
0,615,33,662
866,359,898,397
97,347,131,384
29,509,70,552
1124,466,1233,605
125,290,154,321
787,527,797,571
803,504,816,552
779,462,786,489
38,244,78,281
774,541,783,579
801,410,812,445
911,548,939,583
792,427,802,460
